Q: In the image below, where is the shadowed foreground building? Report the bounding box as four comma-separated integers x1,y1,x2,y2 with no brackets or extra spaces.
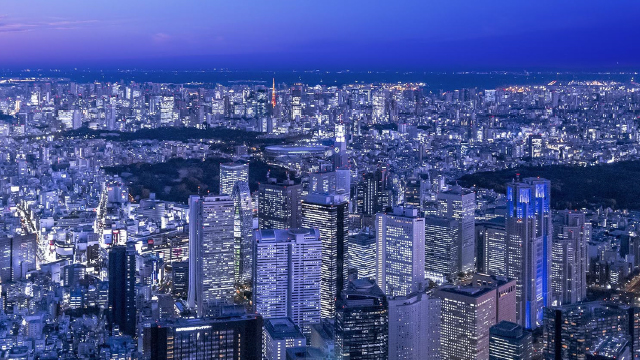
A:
335,279,388,360
142,306,263,360
489,321,532,360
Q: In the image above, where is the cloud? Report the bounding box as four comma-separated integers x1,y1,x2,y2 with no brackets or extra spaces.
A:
0,17,101,34
152,33,174,43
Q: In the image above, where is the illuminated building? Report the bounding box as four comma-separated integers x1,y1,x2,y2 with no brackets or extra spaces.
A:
388,290,441,360
551,210,590,306
436,186,476,273
301,193,349,319
108,242,137,336
348,231,376,280
263,318,306,360
232,181,254,284
219,160,249,196
253,228,321,329
258,177,302,230
489,321,532,360
424,215,459,283
188,195,235,317
375,206,425,296
505,177,552,329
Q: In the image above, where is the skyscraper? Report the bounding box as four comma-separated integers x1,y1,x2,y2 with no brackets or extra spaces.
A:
489,321,533,360
424,215,459,283
219,160,249,196
301,193,349,319
258,177,302,230
348,231,377,280
505,177,552,329
434,285,497,360
108,242,137,336
232,181,254,284
476,219,507,276
436,186,476,273
253,228,322,329
551,210,590,306
388,290,441,360
335,279,388,360
263,318,307,360
188,195,235,317
375,206,425,296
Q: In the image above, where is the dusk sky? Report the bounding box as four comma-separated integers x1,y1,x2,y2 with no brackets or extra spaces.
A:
1,0,639,70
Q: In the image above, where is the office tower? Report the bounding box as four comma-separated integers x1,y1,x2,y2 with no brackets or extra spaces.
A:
335,279,388,360
143,307,263,360
188,195,235,317
301,193,349,319
0,234,36,283
333,123,348,169
348,231,376,280
476,219,507,276
388,290,441,360
471,274,518,324
434,285,497,360
232,181,254,284
489,321,533,360
403,178,421,208
505,177,552,329
108,243,137,336
551,210,590,306
258,177,302,230
436,186,476,273
263,318,306,360
587,335,632,360
424,215,459,283
254,228,322,329
359,168,390,216
309,169,351,195
527,135,543,158
543,302,640,360
375,206,425,296
219,160,249,196
172,261,189,298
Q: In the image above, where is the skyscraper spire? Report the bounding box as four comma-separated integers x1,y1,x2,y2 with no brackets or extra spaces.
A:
271,78,276,108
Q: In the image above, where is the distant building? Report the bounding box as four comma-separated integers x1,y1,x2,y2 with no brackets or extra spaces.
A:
220,160,249,196
232,181,254,284
258,177,302,230
436,186,476,273
551,210,590,306
348,231,376,280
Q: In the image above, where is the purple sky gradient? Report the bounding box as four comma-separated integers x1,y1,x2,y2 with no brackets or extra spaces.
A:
1,0,639,70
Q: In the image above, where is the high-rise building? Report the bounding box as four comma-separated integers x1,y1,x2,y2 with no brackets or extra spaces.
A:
436,186,476,273
263,318,306,360
388,290,441,360
171,261,189,298
108,242,137,336
476,219,507,276
143,307,263,360
188,195,235,317
220,160,249,196
434,277,517,360
0,234,36,283
301,193,349,319
403,178,421,209
543,302,640,360
424,215,459,283
348,231,377,280
232,181,254,284
551,210,590,306
335,279,388,360
258,177,302,230
309,169,351,195
505,177,552,329
489,321,533,360
254,228,322,329
375,206,425,296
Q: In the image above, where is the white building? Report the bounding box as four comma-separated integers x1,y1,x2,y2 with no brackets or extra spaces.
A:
254,228,322,329
187,195,235,317
388,290,441,360
375,206,425,296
